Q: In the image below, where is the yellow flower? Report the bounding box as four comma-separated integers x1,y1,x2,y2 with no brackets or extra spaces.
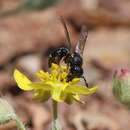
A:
14,63,98,104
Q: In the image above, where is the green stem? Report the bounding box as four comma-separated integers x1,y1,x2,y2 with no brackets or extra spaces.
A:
13,116,26,130
52,99,58,121
52,100,62,130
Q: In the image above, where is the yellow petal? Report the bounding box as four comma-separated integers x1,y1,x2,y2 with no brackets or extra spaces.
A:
52,70,58,80
70,78,81,85
39,71,50,79
72,95,85,104
61,72,68,81
14,69,33,90
51,84,67,102
36,73,45,81
29,82,53,90
33,89,51,102
65,94,74,104
65,94,84,104
51,63,59,71
60,65,67,71
65,85,98,95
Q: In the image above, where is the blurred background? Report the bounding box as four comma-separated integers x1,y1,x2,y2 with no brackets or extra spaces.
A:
0,0,130,130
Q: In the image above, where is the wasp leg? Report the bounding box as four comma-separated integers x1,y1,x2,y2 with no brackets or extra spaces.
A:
82,76,88,87
48,56,60,67
66,74,74,82
55,57,60,65
66,63,71,73
60,56,66,65
48,58,53,68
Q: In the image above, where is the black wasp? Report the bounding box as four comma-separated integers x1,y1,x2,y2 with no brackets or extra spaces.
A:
48,17,88,87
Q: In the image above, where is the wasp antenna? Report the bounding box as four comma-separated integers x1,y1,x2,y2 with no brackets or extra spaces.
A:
59,16,72,50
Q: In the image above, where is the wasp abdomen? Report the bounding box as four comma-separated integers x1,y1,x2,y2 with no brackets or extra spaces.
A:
70,65,83,77
67,65,83,82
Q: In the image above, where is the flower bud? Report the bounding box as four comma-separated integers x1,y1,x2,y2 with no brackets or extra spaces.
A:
0,98,16,124
0,98,26,130
112,69,130,108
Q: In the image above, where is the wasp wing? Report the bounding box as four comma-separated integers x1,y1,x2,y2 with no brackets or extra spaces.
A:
75,26,88,56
